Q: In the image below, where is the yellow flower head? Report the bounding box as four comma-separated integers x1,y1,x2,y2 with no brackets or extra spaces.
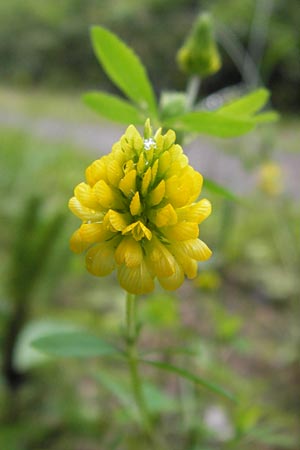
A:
258,161,284,196
69,120,212,295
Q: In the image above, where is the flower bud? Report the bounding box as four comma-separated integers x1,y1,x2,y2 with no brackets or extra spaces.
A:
177,13,221,78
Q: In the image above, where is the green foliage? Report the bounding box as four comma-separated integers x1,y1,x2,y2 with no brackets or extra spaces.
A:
32,331,120,358
8,196,65,301
0,122,299,449
95,372,177,418
141,359,236,402
166,110,254,137
217,88,280,124
0,0,299,110
140,292,179,328
91,26,157,118
218,88,270,116
0,3,299,447
83,91,145,124
85,26,275,153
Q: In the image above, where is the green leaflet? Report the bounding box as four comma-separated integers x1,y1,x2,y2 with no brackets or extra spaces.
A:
165,111,254,137
83,91,145,125
217,88,270,116
91,26,157,118
31,331,121,358
217,88,279,124
141,359,236,402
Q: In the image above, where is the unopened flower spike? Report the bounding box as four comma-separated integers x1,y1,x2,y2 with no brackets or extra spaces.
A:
69,120,212,295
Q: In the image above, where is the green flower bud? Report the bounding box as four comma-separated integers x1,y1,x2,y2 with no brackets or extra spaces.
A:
177,13,221,78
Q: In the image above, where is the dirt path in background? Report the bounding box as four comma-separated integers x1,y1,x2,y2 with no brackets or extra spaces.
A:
0,109,299,198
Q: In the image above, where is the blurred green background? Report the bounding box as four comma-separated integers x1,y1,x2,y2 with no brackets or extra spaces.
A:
0,0,299,109
0,0,299,449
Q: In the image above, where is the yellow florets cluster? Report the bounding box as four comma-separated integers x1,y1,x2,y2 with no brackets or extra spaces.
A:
69,120,212,294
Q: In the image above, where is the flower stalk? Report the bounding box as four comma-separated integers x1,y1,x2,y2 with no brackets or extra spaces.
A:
125,293,153,436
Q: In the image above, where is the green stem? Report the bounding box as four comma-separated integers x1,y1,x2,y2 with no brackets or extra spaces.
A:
125,293,152,436
186,75,201,111
125,294,169,450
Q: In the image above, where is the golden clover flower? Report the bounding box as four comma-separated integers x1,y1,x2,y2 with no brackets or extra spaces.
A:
69,120,212,295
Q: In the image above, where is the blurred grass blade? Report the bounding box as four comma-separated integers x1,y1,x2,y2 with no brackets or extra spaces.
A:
204,178,239,201
83,91,145,125
91,26,157,117
217,88,270,116
141,359,236,402
95,372,177,416
95,372,136,417
166,111,254,137
31,332,122,358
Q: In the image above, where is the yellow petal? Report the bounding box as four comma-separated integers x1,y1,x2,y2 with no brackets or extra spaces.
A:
118,260,155,295
169,144,184,161
177,199,212,223
141,167,152,196
166,160,185,177
188,170,203,202
68,197,104,222
94,180,121,209
104,210,130,232
165,176,190,207
86,242,117,276
133,133,144,152
145,236,176,277
145,148,154,165
123,159,135,173
162,222,199,241
120,136,132,155
74,182,99,209
183,258,198,279
125,124,141,144
119,169,137,197
148,180,165,206
155,133,164,153
157,151,171,177
130,191,142,216
169,245,198,278
115,236,143,268
122,221,152,241
137,152,146,175
158,260,184,291
107,159,124,187
151,159,159,184
85,157,108,186
70,229,90,254
178,239,212,261
78,223,113,243
153,203,177,227
163,129,176,150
